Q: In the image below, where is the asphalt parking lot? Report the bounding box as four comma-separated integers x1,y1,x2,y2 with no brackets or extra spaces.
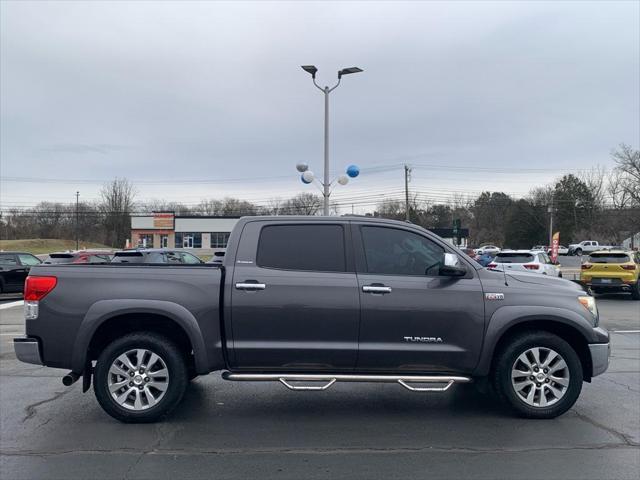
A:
0,293,638,479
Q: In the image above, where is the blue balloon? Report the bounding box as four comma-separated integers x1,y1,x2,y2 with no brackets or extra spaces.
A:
301,173,312,184
346,164,360,178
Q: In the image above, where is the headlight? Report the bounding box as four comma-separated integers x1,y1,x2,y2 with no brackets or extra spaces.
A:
578,295,598,323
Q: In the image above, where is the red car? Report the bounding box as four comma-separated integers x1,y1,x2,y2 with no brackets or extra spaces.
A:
43,250,114,264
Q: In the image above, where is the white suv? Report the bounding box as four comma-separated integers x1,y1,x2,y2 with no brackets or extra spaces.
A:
489,250,561,277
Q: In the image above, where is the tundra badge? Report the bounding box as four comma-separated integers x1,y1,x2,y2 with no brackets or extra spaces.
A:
403,336,443,343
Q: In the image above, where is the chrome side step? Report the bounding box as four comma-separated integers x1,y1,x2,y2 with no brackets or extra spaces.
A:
221,372,471,392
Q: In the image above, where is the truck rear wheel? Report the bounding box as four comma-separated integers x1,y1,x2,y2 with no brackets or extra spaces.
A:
94,332,188,423
491,332,583,419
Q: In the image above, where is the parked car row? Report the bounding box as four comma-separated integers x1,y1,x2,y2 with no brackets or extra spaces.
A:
0,248,209,294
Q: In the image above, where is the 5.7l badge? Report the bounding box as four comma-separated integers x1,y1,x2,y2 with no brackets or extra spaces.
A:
485,293,505,300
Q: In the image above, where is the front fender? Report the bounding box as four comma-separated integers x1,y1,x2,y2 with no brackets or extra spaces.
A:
71,299,209,374
473,305,599,377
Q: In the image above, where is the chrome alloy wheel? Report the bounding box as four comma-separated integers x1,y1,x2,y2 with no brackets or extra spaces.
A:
108,349,170,411
511,347,570,408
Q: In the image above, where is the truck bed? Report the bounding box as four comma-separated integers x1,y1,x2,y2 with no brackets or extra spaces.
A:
24,263,225,373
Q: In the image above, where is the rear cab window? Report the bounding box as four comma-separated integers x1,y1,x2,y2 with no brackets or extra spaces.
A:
257,224,346,272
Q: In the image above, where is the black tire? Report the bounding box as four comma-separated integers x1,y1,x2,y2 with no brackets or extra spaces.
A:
575,248,582,256
491,331,583,419
94,332,188,423
631,281,640,301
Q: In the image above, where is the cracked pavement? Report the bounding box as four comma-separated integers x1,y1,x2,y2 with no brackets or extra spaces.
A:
1,295,638,479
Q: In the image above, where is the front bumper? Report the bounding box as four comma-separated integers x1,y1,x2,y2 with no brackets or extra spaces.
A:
589,342,610,377
13,337,43,365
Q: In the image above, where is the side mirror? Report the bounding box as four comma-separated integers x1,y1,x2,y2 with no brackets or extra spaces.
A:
439,253,467,277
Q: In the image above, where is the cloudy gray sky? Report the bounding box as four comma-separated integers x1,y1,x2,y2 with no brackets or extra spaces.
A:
1,0,638,213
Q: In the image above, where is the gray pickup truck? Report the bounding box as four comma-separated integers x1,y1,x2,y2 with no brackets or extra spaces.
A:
14,216,610,423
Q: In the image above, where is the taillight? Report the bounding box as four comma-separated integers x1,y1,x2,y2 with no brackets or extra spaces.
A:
581,264,592,270
24,276,57,301
488,263,498,268
622,265,637,271
524,264,539,270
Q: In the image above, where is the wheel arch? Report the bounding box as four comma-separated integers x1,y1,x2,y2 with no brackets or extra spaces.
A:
475,307,596,382
72,299,210,375
488,320,593,382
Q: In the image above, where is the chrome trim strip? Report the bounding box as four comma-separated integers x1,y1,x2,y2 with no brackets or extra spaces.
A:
589,343,610,377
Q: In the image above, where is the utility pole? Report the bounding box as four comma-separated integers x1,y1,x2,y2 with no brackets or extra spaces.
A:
404,164,412,222
548,200,554,247
75,191,80,250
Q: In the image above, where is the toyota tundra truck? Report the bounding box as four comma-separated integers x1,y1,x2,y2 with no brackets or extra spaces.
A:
13,216,610,423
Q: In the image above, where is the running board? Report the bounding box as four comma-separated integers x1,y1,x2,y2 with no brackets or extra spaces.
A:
221,372,471,392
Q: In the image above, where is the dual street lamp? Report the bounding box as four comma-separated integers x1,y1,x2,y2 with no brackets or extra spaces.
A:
298,65,363,215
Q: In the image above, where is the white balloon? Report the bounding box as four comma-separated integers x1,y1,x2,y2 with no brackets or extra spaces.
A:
337,174,349,185
302,170,315,183
296,163,309,173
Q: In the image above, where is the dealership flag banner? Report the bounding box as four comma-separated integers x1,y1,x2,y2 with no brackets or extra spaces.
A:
551,232,560,263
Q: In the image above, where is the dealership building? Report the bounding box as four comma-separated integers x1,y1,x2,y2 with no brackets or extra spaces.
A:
130,213,239,255
130,213,470,255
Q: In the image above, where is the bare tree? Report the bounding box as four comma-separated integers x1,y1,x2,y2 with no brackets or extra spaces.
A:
100,178,136,248
611,144,640,205
280,193,322,215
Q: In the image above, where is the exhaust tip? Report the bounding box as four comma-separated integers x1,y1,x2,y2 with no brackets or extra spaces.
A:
62,372,80,386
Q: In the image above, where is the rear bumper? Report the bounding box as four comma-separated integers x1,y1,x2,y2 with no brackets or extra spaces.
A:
13,337,43,365
584,282,636,292
589,343,610,377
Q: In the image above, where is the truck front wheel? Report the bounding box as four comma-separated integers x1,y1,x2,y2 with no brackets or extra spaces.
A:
491,332,583,419
94,332,188,423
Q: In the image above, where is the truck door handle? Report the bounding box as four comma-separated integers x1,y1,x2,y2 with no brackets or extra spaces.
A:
235,281,266,291
362,285,392,294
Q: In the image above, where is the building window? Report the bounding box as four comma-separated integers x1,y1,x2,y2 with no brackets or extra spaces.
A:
175,232,202,249
160,234,168,248
138,234,154,247
210,232,230,249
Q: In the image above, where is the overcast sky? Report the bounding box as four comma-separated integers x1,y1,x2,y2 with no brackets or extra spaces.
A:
1,0,638,213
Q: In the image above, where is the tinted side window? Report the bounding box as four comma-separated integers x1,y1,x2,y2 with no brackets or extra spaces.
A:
257,225,346,272
361,226,445,276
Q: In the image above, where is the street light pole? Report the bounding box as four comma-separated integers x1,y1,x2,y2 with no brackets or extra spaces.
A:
323,86,330,215
75,191,80,250
301,65,363,215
